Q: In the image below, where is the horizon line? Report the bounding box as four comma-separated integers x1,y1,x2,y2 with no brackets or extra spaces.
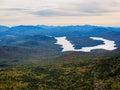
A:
0,24,120,28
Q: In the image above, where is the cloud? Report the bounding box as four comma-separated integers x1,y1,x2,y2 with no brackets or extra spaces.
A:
0,0,120,26
29,0,120,17
0,8,28,11
0,0,120,17
32,9,102,17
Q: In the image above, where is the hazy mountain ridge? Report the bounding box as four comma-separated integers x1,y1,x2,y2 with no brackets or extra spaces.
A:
0,25,120,36
0,26,9,33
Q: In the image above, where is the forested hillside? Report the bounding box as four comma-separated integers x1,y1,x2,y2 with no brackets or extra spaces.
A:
0,52,120,90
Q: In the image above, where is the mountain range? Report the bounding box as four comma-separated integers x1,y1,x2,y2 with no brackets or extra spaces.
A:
0,25,120,61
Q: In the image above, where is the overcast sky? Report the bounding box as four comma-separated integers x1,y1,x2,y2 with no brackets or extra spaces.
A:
0,0,120,26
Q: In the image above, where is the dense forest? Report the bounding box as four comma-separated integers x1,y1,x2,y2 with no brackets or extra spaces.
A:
0,51,120,90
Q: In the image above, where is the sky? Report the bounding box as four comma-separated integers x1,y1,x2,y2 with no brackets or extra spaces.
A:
0,0,120,26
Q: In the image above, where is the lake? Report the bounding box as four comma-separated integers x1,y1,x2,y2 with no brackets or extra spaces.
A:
55,36,117,52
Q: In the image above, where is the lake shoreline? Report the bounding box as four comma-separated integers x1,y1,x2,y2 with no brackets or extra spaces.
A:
55,36,117,52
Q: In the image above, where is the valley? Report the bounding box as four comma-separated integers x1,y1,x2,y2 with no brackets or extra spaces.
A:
0,25,120,60
0,25,120,90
